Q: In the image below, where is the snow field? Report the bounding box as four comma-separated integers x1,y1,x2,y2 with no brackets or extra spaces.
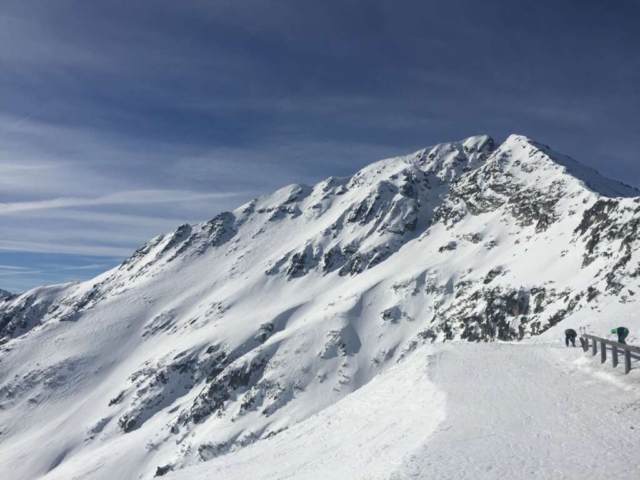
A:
163,342,640,480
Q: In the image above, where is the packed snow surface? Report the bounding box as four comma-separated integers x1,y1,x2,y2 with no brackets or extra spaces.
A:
1,134,640,479
161,342,640,480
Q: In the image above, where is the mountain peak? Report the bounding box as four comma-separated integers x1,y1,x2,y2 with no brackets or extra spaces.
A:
2,133,640,479
496,134,639,198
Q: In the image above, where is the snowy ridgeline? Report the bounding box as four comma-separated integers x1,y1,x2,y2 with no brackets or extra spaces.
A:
1,134,640,479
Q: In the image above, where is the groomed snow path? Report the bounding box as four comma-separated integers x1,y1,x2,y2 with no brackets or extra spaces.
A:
394,343,640,480
165,343,640,480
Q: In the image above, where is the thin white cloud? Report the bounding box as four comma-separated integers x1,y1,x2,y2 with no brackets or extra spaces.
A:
0,189,246,215
0,240,133,257
19,209,188,228
37,263,110,271
0,264,30,270
0,269,42,277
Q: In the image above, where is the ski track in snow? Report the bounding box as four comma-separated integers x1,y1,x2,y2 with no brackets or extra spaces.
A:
162,343,640,480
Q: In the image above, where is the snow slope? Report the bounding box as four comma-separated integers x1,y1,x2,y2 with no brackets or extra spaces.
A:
156,341,640,480
1,134,640,479
52,346,447,480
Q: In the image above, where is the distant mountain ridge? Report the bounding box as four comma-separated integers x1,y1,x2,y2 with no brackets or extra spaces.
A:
1,134,640,479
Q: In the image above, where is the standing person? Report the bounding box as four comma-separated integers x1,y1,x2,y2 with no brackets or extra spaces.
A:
565,328,577,347
611,327,629,344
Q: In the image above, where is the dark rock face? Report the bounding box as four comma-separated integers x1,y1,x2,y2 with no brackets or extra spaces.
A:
113,346,229,433
184,354,268,424
574,199,640,292
264,147,494,281
154,464,173,477
171,212,237,258
439,241,458,253
255,322,275,343
484,267,504,284
0,293,54,340
285,251,312,278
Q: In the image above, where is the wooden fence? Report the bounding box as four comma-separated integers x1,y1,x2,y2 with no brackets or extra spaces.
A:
580,334,640,374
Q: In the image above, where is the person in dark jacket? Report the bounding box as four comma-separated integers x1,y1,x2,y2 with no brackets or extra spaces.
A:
565,328,577,347
611,327,629,344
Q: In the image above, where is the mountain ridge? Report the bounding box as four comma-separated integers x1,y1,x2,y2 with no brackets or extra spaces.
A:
1,134,640,479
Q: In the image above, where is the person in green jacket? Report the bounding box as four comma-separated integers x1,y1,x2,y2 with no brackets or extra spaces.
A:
611,327,629,344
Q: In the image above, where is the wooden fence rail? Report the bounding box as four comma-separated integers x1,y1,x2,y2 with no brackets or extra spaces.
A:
580,334,640,374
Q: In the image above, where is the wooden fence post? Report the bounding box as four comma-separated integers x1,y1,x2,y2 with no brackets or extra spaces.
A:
601,342,606,364
612,345,618,368
592,340,597,356
625,349,632,374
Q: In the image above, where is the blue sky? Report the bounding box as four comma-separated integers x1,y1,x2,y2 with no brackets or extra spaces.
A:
1,0,639,292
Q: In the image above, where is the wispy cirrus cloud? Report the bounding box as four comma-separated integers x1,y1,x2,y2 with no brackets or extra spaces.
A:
0,189,246,215
0,240,133,257
0,264,31,272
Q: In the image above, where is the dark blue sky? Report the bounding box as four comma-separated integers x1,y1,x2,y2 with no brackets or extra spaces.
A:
1,0,639,291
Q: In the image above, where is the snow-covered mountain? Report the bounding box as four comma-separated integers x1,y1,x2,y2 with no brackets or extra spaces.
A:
0,289,10,301
1,134,640,480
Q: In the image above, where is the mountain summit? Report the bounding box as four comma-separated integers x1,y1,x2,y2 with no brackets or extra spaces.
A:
1,135,639,479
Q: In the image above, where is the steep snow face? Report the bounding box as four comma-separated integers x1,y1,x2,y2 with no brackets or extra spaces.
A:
1,134,640,479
